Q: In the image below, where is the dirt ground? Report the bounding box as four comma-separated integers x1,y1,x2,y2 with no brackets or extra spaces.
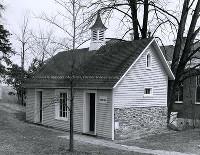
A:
0,103,151,155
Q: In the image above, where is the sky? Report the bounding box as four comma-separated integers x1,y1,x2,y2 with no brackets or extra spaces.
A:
3,0,129,67
2,0,180,68
3,0,59,66
3,0,125,40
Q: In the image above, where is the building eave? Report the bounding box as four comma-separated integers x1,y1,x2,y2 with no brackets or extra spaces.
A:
153,40,175,80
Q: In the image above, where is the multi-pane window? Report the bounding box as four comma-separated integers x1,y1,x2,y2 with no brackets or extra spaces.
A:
196,76,200,103
146,53,151,68
59,93,68,118
175,83,183,103
144,88,153,96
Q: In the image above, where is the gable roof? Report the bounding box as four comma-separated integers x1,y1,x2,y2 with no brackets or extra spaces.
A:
160,45,174,61
25,38,174,89
161,42,200,62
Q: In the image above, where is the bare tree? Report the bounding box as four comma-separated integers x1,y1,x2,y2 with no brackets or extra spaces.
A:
90,0,200,125
89,0,178,40
167,0,200,123
30,29,62,64
40,0,91,151
14,16,32,106
15,16,31,71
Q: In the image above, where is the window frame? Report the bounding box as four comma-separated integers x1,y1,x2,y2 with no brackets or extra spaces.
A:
146,53,152,69
144,88,153,97
55,89,69,121
175,83,183,104
196,76,200,104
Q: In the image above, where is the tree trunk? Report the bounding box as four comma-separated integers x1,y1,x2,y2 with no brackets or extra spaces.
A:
167,80,176,124
168,0,200,123
171,0,190,75
128,0,140,40
69,0,76,152
21,42,25,106
142,0,148,39
167,0,190,122
69,80,74,152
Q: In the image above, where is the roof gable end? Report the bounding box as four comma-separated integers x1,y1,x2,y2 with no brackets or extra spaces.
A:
113,38,174,88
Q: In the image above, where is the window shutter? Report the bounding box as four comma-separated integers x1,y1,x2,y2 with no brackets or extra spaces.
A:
92,30,98,41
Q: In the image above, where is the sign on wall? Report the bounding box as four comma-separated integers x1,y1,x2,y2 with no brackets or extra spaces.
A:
99,96,107,104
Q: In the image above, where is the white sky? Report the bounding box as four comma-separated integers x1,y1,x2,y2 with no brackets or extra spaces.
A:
3,0,58,66
3,0,128,67
2,0,181,67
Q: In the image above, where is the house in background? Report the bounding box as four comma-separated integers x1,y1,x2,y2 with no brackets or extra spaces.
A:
24,13,174,140
162,45,200,128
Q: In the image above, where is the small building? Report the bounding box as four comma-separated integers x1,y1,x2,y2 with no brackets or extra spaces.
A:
24,13,174,140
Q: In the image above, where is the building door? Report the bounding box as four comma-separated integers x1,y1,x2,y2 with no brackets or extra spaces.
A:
89,93,95,132
39,91,42,123
35,91,43,123
84,92,96,135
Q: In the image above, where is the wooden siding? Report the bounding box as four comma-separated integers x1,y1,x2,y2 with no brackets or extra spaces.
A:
41,89,83,132
26,89,35,122
26,88,113,139
113,45,168,108
96,89,112,139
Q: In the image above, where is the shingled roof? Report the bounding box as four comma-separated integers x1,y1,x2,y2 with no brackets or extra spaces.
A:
24,38,154,88
33,48,94,77
161,42,200,61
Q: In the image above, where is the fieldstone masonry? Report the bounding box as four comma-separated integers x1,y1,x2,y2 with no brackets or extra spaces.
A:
114,106,167,139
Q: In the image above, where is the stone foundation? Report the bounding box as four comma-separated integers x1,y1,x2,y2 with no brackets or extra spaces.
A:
114,106,167,139
176,118,200,129
171,112,200,130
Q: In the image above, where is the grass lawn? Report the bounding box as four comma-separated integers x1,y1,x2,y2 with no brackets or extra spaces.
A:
119,128,200,154
0,104,151,155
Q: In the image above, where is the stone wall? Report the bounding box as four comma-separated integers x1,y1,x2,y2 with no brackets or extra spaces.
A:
114,106,167,139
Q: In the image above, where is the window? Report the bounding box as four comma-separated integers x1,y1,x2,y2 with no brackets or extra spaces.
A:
55,90,68,120
146,53,151,68
196,76,200,104
59,93,68,118
175,83,183,103
144,88,153,96
92,30,97,41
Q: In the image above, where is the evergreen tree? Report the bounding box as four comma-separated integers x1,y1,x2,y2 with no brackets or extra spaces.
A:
0,4,13,76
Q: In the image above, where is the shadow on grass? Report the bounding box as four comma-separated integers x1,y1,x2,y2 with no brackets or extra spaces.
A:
14,111,26,121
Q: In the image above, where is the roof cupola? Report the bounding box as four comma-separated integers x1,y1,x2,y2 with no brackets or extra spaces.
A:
89,11,107,51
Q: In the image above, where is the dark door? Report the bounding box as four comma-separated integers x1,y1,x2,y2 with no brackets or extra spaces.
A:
39,91,42,123
89,93,95,132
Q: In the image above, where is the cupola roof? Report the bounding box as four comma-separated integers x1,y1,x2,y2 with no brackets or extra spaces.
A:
90,11,107,30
